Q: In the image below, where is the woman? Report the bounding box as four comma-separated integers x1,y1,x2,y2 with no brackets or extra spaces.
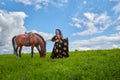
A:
47,29,69,58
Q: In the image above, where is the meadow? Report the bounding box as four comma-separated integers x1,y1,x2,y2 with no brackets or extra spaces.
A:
0,49,120,80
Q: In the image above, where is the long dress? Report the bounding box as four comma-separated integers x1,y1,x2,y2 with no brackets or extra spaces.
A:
51,35,69,58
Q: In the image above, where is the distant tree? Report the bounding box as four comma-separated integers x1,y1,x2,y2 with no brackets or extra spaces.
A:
75,49,79,52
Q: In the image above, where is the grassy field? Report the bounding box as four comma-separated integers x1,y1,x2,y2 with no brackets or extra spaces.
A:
0,49,120,80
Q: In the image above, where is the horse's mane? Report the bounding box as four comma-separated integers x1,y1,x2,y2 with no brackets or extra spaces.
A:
34,33,46,49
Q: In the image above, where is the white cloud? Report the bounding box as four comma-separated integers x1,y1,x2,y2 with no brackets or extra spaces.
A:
112,0,120,14
31,30,54,40
0,10,27,54
57,0,68,7
110,0,120,30
1,2,6,6
70,32,120,51
113,3,120,14
71,17,83,28
61,0,68,3
48,0,68,7
116,26,120,30
71,12,111,36
84,12,96,21
15,0,50,10
15,0,32,5
35,4,42,10
117,16,120,20
14,0,68,10
83,1,87,4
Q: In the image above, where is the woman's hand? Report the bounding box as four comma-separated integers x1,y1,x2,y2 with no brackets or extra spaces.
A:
55,40,59,42
46,39,51,42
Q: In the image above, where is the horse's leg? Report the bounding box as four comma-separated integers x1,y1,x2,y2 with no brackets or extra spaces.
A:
19,46,22,57
36,46,41,57
31,46,34,58
15,46,19,56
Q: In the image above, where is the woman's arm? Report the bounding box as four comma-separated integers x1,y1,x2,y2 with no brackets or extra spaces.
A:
46,39,51,42
46,39,59,43
46,36,57,42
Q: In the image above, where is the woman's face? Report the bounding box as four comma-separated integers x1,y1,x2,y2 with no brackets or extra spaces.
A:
56,30,60,35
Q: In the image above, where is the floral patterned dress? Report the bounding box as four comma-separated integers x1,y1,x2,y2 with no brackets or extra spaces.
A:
51,36,69,58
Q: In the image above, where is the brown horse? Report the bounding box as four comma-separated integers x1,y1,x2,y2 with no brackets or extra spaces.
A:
12,33,46,57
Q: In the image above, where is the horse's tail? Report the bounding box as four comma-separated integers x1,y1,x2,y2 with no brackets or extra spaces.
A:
12,36,16,54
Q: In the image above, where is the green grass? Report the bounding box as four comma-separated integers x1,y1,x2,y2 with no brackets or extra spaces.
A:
0,49,120,80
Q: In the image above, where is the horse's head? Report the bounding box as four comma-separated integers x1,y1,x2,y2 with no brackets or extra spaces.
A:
34,33,46,57
42,42,46,57
40,47,46,57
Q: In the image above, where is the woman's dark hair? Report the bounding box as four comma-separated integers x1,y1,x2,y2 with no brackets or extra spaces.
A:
56,29,63,37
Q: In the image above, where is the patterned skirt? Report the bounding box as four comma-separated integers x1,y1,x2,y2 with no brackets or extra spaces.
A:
51,38,69,58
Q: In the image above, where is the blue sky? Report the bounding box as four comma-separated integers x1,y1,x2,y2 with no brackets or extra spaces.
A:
0,0,120,54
